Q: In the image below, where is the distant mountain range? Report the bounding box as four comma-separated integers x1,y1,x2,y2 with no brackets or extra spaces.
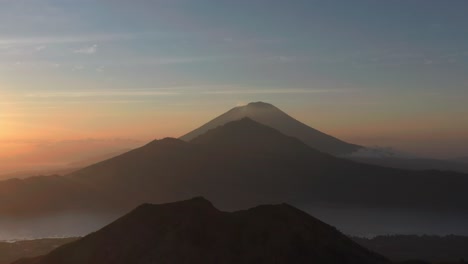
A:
353,235,468,263
181,102,363,156
0,168,80,181
0,238,78,264
1,117,467,220
454,157,468,164
14,197,388,264
0,149,131,180
350,157,468,174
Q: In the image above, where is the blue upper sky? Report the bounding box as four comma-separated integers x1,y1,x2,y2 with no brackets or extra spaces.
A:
1,0,467,159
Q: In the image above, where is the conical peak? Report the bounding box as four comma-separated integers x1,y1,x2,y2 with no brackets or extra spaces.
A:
245,101,275,108
180,101,363,155
236,102,279,113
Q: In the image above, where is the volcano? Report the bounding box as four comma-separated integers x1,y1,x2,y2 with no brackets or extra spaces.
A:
181,102,362,156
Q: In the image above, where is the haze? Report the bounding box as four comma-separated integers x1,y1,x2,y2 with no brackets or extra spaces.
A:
1,0,468,174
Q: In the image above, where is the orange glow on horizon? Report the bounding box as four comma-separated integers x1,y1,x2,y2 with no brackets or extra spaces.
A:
1,97,467,176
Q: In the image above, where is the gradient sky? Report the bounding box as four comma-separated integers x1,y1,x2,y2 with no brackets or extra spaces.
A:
1,0,468,173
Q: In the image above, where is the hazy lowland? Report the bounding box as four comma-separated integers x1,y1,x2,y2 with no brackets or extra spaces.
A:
0,238,78,264
3,199,468,264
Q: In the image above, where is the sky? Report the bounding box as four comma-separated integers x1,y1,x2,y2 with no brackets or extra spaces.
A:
1,0,468,173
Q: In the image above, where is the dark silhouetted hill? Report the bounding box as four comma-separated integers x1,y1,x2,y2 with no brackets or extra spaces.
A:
181,102,362,156
0,168,79,181
14,197,388,264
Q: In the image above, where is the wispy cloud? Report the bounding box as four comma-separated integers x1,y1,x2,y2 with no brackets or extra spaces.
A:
201,88,355,95
34,45,46,51
73,44,98,54
24,88,181,98
72,65,85,71
22,87,354,99
128,56,232,66
0,33,133,47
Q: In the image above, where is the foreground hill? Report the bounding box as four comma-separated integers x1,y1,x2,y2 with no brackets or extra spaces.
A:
14,197,388,264
1,118,468,219
181,101,362,156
